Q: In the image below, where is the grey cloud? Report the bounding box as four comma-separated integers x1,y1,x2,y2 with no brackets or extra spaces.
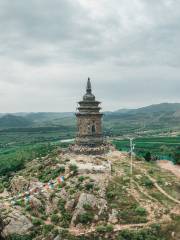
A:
0,0,179,112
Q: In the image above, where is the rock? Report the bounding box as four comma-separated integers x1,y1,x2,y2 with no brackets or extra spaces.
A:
29,196,42,209
94,215,99,221
2,210,33,237
54,235,61,240
71,193,107,226
56,188,68,200
65,199,75,211
108,209,118,224
10,176,29,194
0,215,5,235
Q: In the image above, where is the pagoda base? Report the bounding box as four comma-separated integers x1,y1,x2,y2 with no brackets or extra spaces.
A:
69,143,112,155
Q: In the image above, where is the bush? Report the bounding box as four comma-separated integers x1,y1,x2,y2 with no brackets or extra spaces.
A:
96,224,114,233
173,151,180,165
69,164,78,175
58,198,66,211
78,176,85,182
106,224,114,232
135,207,147,216
106,191,116,199
83,203,92,211
144,152,152,162
6,234,33,240
144,178,154,188
85,182,94,191
51,214,60,224
117,226,163,240
0,183,4,193
96,225,107,233
32,218,42,226
43,224,54,234
78,212,94,224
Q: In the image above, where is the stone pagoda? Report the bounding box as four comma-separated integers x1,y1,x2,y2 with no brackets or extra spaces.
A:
70,78,110,155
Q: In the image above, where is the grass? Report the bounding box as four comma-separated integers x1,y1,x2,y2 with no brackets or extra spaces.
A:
106,176,148,224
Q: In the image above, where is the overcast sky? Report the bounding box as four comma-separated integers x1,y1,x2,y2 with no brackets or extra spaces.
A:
0,0,180,112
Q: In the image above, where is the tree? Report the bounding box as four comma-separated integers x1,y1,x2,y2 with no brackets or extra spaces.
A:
173,152,180,165
144,152,152,162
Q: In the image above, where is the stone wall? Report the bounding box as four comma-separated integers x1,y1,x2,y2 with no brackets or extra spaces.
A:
77,114,102,136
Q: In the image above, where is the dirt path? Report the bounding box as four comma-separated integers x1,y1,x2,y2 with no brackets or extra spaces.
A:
132,162,180,205
147,174,180,204
157,160,180,179
69,223,148,236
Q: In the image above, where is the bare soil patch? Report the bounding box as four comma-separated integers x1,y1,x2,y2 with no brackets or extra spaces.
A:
157,160,180,179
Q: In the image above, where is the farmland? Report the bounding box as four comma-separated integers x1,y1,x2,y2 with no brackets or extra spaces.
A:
0,127,74,178
113,136,180,161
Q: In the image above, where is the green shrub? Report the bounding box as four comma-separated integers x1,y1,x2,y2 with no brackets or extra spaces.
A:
144,152,152,162
106,191,116,199
58,166,65,173
117,226,163,240
78,212,94,224
83,203,92,211
106,224,114,232
85,182,94,191
6,234,33,240
144,178,154,188
25,205,31,211
96,224,114,233
0,183,4,193
96,225,106,233
78,176,85,182
43,224,54,234
32,218,42,226
69,164,78,175
58,198,66,211
135,207,147,216
51,214,60,224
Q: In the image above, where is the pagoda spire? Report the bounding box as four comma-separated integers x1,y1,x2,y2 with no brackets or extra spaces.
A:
86,77,92,94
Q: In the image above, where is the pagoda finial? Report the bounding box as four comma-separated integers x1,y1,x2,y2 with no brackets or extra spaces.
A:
86,77,92,94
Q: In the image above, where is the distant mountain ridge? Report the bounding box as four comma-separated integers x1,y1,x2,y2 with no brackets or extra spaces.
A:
0,114,32,128
114,103,180,114
0,103,180,132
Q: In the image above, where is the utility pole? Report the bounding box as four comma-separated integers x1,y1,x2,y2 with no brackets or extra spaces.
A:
128,137,135,190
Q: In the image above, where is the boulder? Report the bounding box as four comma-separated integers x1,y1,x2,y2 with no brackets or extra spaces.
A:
0,214,5,236
10,176,29,194
29,196,42,209
71,193,107,226
2,210,33,236
65,199,75,212
108,209,118,224
54,235,61,240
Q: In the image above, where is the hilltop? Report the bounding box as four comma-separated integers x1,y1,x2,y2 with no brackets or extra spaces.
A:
0,147,180,240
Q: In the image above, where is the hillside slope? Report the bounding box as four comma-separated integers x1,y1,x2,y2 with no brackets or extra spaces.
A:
0,148,179,239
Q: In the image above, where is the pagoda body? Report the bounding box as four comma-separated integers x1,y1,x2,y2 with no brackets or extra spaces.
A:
70,78,110,155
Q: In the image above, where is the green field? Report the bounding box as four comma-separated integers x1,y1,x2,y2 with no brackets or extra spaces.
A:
113,137,180,161
0,126,180,185
0,127,74,179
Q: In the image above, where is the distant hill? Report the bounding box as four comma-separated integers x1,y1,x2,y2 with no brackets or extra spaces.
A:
0,103,180,134
112,103,180,114
104,103,180,135
0,114,32,129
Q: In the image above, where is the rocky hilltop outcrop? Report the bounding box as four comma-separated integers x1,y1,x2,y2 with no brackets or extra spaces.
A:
0,148,180,240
